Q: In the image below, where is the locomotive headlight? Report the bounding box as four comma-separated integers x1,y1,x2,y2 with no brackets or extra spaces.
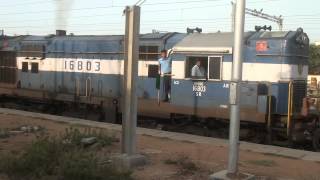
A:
113,99,118,105
295,28,309,48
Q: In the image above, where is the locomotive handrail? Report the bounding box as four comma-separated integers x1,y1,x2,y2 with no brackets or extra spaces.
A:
75,78,80,96
18,50,43,53
287,81,293,137
267,95,272,139
46,51,161,55
256,54,309,58
47,51,122,54
86,77,92,97
0,66,17,69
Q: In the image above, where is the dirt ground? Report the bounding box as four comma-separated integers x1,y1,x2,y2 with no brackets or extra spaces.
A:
0,113,320,180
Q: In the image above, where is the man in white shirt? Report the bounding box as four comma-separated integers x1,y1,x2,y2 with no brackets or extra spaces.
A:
191,60,205,79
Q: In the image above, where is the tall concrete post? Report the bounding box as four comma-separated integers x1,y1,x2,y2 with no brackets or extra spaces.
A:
228,0,246,175
113,5,146,170
231,1,236,32
122,5,140,155
210,0,253,179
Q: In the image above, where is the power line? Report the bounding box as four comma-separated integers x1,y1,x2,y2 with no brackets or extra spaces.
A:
0,0,62,8
0,5,123,16
0,0,222,16
0,0,279,23
0,12,121,24
3,19,318,31
2,14,319,29
1,11,319,26
0,0,275,16
142,0,223,6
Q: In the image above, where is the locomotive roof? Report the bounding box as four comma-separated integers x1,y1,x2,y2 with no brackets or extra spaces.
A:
15,32,176,42
140,32,173,39
172,32,254,53
51,35,123,41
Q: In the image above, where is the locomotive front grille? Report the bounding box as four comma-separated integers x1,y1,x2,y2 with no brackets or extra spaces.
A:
292,80,307,114
0,51,17,84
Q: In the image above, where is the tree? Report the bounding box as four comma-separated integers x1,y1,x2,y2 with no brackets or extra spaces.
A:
309,45,320,74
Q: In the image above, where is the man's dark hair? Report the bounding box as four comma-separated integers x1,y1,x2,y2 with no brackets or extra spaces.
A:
160,49,167,53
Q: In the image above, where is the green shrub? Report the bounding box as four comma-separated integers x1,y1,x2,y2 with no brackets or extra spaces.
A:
0,136,62,179
0,128,131,180
62,127,117,148
164,155,198,175
0,129,10,139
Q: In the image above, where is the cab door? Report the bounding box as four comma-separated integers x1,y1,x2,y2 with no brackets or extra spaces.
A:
0,51,17,88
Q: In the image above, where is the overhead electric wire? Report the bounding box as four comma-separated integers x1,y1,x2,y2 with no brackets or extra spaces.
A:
1,0,318,37
0,0,222,16
0,0,280,24
0,0,64,8
0,0,277,16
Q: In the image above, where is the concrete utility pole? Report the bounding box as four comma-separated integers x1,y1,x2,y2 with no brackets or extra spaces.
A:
122,5,140,155
209,0,254,180
211,1,254,179
231,2,236,32
113,5,146,170
228,0,246,175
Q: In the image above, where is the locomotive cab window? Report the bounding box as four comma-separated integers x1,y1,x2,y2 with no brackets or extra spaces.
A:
208,56,222,80
22,62,28,72
31,62,39,73
185,56,208,79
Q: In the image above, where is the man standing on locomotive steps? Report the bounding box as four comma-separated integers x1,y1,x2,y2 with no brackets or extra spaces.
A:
158,49,172,102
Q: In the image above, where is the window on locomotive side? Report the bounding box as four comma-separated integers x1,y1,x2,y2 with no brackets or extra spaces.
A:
139,46,159,61
31,63,39,73
208,56,222,80
185,56,208,79
22,62,28,72
148,64,159,78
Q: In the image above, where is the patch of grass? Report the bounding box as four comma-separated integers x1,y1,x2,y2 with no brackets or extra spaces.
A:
247,160,277,167
164,155,198,175
62,127,118,148
180,140,195,144
262,152,299,160
299,175,320,180
0,128,130,180
0,129,10,139
58,150,131,180
0,136,62,178
164,159,178,165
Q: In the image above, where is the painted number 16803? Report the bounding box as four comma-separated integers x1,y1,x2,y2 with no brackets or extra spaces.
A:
193,82,206,97
64,60,101,72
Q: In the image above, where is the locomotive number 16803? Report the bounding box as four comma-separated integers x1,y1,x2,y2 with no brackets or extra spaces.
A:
63,59,101,72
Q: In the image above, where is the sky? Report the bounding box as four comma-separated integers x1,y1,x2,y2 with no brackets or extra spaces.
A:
0,0,319,42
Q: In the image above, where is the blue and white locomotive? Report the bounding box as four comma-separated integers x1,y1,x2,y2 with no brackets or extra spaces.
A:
0,28,317,149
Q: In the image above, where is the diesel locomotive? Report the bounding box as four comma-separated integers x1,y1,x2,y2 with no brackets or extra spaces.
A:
0,28,318,150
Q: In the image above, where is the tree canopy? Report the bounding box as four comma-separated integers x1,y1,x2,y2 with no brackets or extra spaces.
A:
309,45,320,74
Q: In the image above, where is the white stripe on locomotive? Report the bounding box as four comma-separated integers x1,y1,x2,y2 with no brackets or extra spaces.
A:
17,57,308,83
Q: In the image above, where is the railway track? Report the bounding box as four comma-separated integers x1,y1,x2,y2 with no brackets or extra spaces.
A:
0,96,314,152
